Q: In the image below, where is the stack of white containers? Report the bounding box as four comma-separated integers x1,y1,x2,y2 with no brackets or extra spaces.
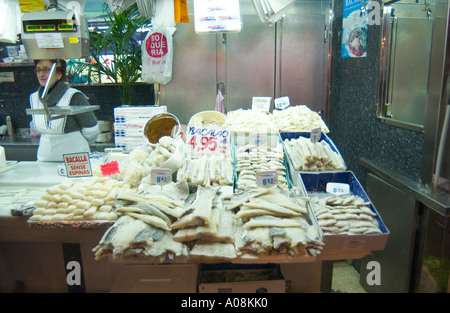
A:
114,105,167,151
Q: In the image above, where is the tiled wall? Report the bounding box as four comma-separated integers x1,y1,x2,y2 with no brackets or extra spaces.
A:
0,65,154,130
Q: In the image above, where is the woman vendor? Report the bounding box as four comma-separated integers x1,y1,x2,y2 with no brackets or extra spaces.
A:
30,59,99,162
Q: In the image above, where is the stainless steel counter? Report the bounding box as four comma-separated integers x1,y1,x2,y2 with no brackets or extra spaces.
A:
360,158,450,217
0,136,115,161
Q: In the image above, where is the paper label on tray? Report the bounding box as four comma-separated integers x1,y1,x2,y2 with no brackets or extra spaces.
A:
326,182,350,195
249,132,268,146
256,170,278,187
63,152,92,178
150,168,172,185
310,127,322,143
186,125,230,157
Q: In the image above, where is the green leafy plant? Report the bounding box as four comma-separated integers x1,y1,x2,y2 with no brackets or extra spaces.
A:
89,4,150,105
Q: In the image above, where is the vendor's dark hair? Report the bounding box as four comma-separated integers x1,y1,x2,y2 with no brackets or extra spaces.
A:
34,59,66,80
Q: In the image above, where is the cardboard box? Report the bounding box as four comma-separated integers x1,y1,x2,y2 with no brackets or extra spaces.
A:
114,137,147,151
199,268,285,293
110,264,198,293
300,171,389,254
280,132,347,186
113,105,167,117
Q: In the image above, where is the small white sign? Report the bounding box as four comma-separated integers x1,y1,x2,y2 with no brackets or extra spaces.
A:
0,72,14,82
274,96,290,110
63,152,92,178
326,182,350,196
310,127,322,143
252,97,272,112
249,133,268,146
256,170,278,188
194,0,242,33
150,168,172,185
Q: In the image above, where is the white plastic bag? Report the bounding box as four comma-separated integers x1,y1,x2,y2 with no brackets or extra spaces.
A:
0,0,22,44
141,26,176,85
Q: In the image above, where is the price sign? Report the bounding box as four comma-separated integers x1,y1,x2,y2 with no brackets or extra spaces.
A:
63,152,92,178
252,97,271,111
151,168,172,185
100,160,120,176
249,133,268,146
274,96,290,110
326,182,350,195
310,127,322,143
186,125,230,157
256,170,278,188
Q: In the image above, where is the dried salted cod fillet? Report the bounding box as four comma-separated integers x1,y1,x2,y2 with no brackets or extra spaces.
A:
256,194,308,214
226,187,275,211
126,212,170,230
160,179,190,201
173,207,219,242
109,217,153,259
116,192,185,218
205,206,234,243
234,208,292,219
243,215,304,229
236,227,273,255
170,186,217,229
189,240,237,262
144,231,186,260
92,216,125,257
244,198,304,216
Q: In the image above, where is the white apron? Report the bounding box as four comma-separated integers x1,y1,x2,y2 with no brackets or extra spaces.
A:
30,88,91,162
37,131,90,162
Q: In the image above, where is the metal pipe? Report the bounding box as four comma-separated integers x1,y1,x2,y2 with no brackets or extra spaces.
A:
40,63,57,125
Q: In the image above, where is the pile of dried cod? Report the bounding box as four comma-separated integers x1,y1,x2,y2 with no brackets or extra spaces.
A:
92,179,323,263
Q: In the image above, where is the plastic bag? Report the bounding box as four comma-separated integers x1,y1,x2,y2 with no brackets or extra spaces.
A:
174,0,189,24
141,26,176,85
18,0,46,12
0,0,22,44
151,0,175,28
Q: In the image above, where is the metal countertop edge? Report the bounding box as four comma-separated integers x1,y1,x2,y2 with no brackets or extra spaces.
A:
360,158,450,217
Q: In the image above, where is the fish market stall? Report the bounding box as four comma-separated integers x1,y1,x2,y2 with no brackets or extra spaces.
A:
0,107,388,293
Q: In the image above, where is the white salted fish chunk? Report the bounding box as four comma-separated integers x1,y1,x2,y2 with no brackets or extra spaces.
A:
126,212,170,230
243,216,303,229
189,241,237,262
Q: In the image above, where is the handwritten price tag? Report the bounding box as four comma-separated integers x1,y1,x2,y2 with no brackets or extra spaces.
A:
252,97,271,111
100,160,120,176
249,133,268,146
326,182,350,195
310,127,322,143
256,170,278,188
274,96,290,110
186,125,230,157
151,168,172,185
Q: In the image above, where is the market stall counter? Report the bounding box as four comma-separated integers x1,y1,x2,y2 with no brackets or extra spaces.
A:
0,161,380,293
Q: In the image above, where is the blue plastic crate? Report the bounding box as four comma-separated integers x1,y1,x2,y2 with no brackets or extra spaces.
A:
280,132,347,187
300,171,389,253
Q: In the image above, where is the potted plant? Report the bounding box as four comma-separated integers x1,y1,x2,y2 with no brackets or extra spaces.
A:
89,4,150,105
